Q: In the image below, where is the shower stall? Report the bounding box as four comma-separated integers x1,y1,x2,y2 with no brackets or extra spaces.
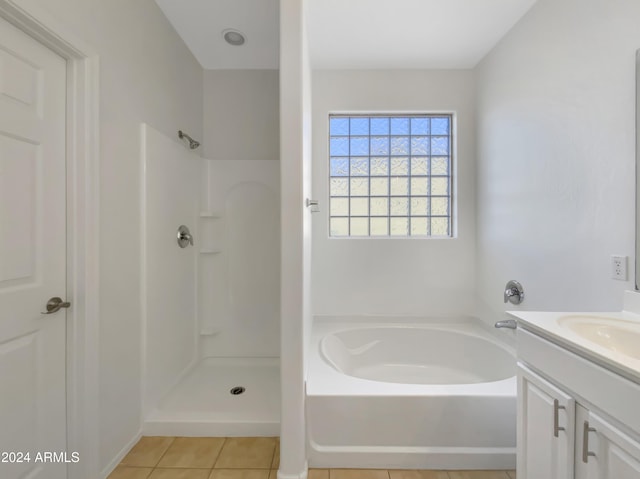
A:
139,74,281,437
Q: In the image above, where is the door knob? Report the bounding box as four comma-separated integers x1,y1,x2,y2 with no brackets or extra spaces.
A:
41,297,71,314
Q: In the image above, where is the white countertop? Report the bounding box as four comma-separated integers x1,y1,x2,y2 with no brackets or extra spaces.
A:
508,304,640,384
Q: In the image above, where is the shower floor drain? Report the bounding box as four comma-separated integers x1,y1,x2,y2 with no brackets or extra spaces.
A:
230,386,246,395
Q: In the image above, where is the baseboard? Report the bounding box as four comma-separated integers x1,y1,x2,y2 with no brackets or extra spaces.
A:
277,461,308,479
142,419,279,437
100,429,142,479
308,446,516,469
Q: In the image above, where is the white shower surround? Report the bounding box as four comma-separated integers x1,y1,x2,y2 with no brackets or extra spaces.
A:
144,357,280,437
307,317,517,469
141,128,282,438
199,159,280,358
141,124,200,417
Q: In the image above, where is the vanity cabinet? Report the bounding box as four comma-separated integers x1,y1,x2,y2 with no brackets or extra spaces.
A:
518,363,640,479
576,406,640,479
518,364,574,479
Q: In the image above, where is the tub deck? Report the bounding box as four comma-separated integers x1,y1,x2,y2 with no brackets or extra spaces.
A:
306,317,516,469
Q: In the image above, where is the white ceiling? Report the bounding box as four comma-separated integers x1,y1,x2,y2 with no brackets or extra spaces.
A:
156,0,537,70
155,0,280,70
306,0,538,69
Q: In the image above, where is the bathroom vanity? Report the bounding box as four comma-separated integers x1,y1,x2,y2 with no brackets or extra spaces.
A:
509,295,640,479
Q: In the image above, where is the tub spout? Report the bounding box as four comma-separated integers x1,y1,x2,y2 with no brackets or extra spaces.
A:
495,319,517,329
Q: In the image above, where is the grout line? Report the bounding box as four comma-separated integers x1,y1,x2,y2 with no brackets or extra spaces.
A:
152,467,213,469
152,436,177,468
270,441,278,469
210,467,276,470
211,437,228,469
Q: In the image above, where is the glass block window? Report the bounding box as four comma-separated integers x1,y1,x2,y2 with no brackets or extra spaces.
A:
329,114,453,237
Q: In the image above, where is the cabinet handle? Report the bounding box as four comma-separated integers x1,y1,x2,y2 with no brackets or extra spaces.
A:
582,420,596,463
553,399,566,438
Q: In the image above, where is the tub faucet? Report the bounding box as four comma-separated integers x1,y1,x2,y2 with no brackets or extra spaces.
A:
495,319,517,329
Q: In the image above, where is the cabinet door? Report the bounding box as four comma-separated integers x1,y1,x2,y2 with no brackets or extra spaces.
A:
517,363,575,479
580,411,640,478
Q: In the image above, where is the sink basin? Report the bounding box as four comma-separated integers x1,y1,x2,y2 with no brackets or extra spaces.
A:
558,315,640,360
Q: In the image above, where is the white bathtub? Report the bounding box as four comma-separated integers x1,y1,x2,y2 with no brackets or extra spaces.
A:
306,317,517,469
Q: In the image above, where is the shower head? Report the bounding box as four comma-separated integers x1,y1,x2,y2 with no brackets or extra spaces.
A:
178,130,200,150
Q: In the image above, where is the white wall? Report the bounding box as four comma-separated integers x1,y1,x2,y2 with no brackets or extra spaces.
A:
311,70,476,317
279,0,311,476
15,0,203,473
203,70,279,161
475,0,640,320
302,5,313,376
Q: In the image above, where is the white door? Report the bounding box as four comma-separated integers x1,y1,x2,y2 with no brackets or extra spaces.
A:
581,411,640,479
0,16,67,479
517,364,575,479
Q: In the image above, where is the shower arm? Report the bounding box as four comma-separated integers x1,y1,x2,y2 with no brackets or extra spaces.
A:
178,130,200,150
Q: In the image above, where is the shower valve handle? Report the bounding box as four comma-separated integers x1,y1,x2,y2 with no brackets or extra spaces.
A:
177,225,194,248
503,280,524,305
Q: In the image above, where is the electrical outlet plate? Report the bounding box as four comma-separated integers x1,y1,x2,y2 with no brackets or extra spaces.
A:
611,255,628,281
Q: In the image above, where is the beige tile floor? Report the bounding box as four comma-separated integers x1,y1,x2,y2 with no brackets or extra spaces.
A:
108,437,515,479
